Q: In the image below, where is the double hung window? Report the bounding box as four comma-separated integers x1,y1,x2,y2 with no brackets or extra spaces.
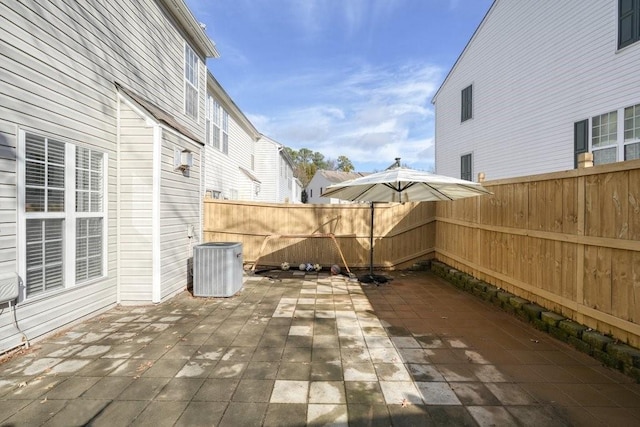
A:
206,94,229,154
21,131,106,298
206,94,221,150
184,43,199,120
590,103,640,165
222,110,229,154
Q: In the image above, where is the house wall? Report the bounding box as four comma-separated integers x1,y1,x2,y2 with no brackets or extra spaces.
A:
254,139,279,202
159,131,202,301
434,0,640,181
0,122,17,277
203,85,258,201
117,101,154,303
306,174,331,204
0,0,210,349
254,137,296,203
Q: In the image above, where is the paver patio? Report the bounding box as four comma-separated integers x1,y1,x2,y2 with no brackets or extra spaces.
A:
1,270,639,426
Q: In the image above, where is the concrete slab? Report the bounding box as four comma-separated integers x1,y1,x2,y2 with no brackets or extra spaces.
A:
1,271,638,426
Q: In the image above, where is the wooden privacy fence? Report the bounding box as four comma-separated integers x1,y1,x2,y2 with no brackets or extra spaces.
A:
437,159,640,346
202,200,436,271
202,160,640,345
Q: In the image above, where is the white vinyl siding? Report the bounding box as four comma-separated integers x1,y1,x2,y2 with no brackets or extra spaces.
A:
1,0,212,352
160,132,201,301
254,136,296,203
434,1,640,180
117,102,154,303
0,122,17,280
203,78,259,201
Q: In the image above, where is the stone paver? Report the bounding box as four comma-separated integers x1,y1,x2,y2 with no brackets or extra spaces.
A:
1,270,639,426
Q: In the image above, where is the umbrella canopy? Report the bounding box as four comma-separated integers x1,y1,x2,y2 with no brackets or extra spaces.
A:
322,160,492,283
321,166,492,202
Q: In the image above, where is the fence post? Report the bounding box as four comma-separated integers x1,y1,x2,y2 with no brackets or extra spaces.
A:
578,152,593,169
575,158,588,324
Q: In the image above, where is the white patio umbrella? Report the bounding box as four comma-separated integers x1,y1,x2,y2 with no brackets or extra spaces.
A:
322,158,492,283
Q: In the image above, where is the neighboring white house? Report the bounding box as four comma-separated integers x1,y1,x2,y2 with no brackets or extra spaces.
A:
306,170,368,204
0,0,218,353
203,72,262,201
254,135,299,203
432,0,640,181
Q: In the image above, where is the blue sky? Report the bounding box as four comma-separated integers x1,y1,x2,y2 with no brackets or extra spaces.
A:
185,0,493,172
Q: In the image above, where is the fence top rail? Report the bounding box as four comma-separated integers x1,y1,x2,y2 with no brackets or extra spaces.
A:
482,159,640,187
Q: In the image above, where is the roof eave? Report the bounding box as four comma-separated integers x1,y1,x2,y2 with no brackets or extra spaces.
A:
431,0,497,104
207,72,261,140
159,0,220,58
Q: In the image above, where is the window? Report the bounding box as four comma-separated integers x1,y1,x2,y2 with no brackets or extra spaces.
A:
589,103,640,165
461,85,473,122
624,103,640,160
592,111,618,164
21,131,106,299
460,153,472,181
205,94,227,153
222,110,229,154
184,43,199,119
619,0,640,49
75,147,104,282
205,189,222,199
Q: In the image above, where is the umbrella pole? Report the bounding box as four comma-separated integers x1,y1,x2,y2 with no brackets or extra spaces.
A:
369,202,374,275
358,202,387,284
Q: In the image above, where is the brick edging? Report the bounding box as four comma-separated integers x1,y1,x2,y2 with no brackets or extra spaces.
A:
430,260,640,382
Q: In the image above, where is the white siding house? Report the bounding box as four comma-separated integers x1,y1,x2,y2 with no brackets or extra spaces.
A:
432,0,640,181
255,136,299,203
203,73,262,201
0,0,217,353
306,170,368,204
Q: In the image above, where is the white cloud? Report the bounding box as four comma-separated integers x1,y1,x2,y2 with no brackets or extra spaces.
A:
251,62,442,171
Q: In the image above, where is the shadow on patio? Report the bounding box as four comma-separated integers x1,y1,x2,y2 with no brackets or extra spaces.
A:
1,270,638,426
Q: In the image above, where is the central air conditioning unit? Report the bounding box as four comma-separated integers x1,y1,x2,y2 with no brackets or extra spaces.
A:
193,242,243,297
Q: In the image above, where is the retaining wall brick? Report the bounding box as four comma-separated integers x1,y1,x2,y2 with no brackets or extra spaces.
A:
541,312,565,327
582,331,614,352
558,320,588,338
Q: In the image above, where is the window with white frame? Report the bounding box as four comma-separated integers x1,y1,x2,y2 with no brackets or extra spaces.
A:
592,111,617,164
624,103,640,160
21,131,106,298
590,104,640,165
222,110,229,154
206,94,226,153
184,43,199,120
205,94,220,149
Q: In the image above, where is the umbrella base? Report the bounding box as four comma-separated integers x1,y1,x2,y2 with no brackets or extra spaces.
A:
358,273,389,285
